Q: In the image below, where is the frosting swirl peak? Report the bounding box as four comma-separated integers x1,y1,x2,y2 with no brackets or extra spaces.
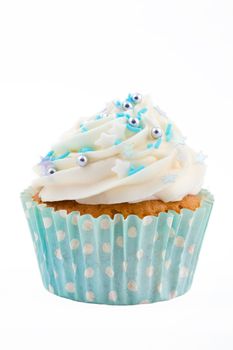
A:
32,94,206,204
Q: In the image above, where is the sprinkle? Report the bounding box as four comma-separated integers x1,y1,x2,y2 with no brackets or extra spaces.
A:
137,108,148,117
114,139,122,145
128,165,145,176
95,115,102,120
127,94,134,103
78,147,94,153
161,174,177,184
154,138,162,149
95,133,117,148
45,150,55,159
112,159,131,178
43,150,70,162
114,100,122,108
81,126,89,133
116,112,130,119
126,124,142,133
165,123,173,142
55,151,70,160
146,138,162,150
116,113,125,118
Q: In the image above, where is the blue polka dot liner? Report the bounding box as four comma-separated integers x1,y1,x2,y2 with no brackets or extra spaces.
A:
21,188,213,305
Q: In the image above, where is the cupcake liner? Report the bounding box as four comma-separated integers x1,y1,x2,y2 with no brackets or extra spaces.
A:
21,188,214,305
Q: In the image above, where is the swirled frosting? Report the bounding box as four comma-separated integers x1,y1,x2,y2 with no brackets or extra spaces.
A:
32,94,206,204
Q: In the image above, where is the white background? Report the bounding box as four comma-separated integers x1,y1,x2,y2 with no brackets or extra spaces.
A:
0,0,232,349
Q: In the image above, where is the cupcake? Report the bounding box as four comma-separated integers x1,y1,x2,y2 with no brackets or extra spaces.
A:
21,93,213,305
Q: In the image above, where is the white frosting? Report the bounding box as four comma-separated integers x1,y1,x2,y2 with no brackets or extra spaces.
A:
32,95,206,204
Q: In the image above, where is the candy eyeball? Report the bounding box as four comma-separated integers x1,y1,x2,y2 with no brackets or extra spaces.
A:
122,100,133,110
131,93,142,104
77,154,88,167
47,167,57,175
151,127,162,139
128,117,140,128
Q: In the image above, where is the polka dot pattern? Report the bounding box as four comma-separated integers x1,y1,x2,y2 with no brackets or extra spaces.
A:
83,243,94,255
122,261,128,272
105,266,114,278
59,211,67,218
100,218,110,230
140,299,149,304
128,226,137,238
175,236,185,247
142,216,153,226
127,280,138,292
169,291,177,299
116,236,123,247
65,282,75,293
55,248,63,260
179,266,189,278
84,267,94,278
70,239,80,250
165,259,171,269
82,219,93,231
22,187,212,305
72,214,79,225
72,263,77,272
146,265,154,277
136,249,144,260
56,230,65,241
86,291,95,302
167,217,173,228
188,244,195,254
102,242,111,253
48,284,54,293
108,290,117,302
157,282,162,294
43,217,52,229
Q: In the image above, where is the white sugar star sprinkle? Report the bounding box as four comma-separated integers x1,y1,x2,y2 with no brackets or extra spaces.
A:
109,122,126,139
95,132,117,148
161,174,177,184
195,151,207,164
112,159,131,178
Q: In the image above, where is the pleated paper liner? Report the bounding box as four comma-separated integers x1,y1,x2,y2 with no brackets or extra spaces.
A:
21,188,213,305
